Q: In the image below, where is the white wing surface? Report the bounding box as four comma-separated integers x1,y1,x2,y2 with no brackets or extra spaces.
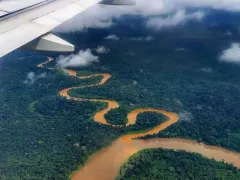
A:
0,0,102,57
0,0,135,57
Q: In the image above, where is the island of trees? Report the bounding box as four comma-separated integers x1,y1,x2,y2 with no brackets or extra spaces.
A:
117,149,240,180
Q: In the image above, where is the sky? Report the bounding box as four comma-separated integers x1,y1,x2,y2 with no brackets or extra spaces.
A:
55,0,240,32
53,0,240,66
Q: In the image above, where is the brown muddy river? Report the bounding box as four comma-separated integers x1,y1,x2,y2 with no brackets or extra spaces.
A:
39,58,240,180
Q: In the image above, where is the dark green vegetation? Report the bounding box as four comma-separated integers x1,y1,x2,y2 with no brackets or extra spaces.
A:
126,112,168,133
105,106,128,125
0,56,123,179
102,103,168,127
0,9,240,179
0,55,168,179
70,10,240,153
117,149,240,180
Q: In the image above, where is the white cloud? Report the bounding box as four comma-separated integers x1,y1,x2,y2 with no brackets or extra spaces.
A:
54,0,166,32
175,48,187,52
23,72,47,84
124,51,135,56
219,43,240,63
147,10,205,29
56,49,99,68
104,34,120,40
53,0,240,32
175,0,240,11
174,99,183,107
179,111,193,122
95,46,110,53
226,31,233,36
196,105,203,110
201,67,213,73
131,36,154,41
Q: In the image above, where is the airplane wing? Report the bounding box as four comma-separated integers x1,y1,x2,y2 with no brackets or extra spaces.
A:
0,0,135,58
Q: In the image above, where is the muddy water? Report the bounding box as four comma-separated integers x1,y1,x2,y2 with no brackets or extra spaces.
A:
59,72,119,126
38,58,240,180
71,109,240,180
71,139,240,180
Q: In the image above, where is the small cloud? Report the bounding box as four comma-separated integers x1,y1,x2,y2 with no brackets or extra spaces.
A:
124,51,135,56
23,72,47,85
175,48,187,52
73,142,80,147
100,66,110,71
147,10,205,29
56,49,99,68
219,43,240,63
131,36,154,41
95,46,110,54
179,111,193,122
196,105,203,110
226,31,233,36
201,67,213,73
104,34,120,40
174,99,183,107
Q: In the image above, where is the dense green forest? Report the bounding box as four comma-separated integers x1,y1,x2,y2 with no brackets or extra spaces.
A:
105,106,128,125
117,149,240,180
125,112,168,133
70,11,240,153
72,32,240,152
0,55,168,179
0,56,123,179
0,9,240,179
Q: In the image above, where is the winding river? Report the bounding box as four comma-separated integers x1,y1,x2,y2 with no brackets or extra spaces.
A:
39,57,240,180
